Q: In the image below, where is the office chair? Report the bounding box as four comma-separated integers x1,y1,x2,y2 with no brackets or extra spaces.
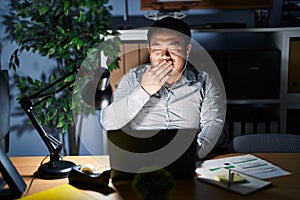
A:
0,69,10,153
228,133,300,153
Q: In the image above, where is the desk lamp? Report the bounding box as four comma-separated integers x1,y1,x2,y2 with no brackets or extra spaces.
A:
19,67,112,179
19,68,79,179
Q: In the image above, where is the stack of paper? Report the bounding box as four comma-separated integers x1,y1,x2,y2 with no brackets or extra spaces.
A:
196,154,291,195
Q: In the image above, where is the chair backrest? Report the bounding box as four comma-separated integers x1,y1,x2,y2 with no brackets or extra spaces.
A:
0,69,10,152
228,133,300,153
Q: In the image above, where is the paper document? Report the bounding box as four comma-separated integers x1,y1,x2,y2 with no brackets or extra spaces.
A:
196,154,291,195
197,154,291,180
19,184,98,200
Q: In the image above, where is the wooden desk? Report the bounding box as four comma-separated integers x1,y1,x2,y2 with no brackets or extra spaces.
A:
10,153,300,200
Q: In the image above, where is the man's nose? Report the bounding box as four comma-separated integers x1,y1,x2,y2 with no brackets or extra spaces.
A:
161,49,171,60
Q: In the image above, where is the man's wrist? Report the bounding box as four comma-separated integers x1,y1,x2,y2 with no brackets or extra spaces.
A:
140,84,151,95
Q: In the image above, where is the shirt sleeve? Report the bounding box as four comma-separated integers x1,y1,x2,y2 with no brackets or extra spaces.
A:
100,72,150,131
197,74,226,158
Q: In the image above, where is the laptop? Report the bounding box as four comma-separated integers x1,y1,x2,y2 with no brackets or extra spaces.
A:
107,128,197,180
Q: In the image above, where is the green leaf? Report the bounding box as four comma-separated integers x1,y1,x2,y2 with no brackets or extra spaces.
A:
66,113,73,121
27,76,34,84
39,6,49,16
64,8,69,15
36,22,45,27
8,62,14,71
50,75,56,83
47,108,58,121
44,43,54,48
63,104,68,112
62,124,68,133
17,9,25,16
57,121,64,128
57,26,65,34
70,37,78,44
77,39,83,50
86,1,91,9
48,47,55,55
70,102,75,110
64,1,70,11
59,114,65,121
16,95,26,101
78,11,85,22
55,7,62,16
19,77,26,84
64,75,74,83
46,98,53,108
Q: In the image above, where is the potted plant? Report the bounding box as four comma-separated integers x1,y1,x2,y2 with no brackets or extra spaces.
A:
2,0,120,154
132,168,175,200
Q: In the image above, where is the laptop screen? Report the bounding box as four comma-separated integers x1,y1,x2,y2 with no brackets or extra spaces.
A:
107,128,197,180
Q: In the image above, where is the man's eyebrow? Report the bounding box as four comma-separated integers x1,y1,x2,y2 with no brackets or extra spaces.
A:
151,41,161,46
151,41,181,46
168,41,181,46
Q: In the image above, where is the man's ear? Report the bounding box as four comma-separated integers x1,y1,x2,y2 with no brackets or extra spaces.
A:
148,44,152,63
186,43,192,56
185,44,192,60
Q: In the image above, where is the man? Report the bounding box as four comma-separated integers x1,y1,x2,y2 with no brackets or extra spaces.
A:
100,17,226,159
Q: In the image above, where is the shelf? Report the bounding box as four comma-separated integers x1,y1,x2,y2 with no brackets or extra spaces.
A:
191,27,300,33
281,0,300,26
282,3,300,11
140,0,273,10
116,28,300,42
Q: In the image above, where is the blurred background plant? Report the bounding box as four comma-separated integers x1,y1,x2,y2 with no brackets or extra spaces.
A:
2,0,120,154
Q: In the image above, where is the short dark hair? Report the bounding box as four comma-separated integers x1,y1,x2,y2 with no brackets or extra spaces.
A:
147,17,191,45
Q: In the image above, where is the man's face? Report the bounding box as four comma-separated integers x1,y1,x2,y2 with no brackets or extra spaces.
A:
148,30,190,76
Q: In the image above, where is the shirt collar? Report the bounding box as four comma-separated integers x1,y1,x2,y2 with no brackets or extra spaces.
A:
169,63,199,88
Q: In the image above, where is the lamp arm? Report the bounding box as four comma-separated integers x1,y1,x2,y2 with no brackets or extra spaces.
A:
28,68,78,99
19,67,78,163
19,97,63,162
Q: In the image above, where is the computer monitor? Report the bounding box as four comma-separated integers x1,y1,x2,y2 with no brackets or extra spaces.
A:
0,147,26,199
0,70,10,153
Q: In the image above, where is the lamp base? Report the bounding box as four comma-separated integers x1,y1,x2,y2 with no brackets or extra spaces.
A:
35,160,76,179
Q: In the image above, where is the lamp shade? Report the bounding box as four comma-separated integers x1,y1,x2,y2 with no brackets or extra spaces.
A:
81,68,112,109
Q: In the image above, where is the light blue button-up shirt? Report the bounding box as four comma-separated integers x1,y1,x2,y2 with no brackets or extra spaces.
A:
101,63,226,158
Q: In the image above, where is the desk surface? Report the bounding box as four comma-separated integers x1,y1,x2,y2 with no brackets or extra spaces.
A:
10,153,300,200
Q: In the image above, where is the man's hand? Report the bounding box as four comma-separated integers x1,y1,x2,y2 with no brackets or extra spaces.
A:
141,60,173,95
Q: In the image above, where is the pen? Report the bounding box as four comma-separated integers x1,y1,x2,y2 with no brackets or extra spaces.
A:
227,169,234,188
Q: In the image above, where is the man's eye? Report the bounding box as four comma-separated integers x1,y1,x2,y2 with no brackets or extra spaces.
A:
169,49,180,53
169,49,183,54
